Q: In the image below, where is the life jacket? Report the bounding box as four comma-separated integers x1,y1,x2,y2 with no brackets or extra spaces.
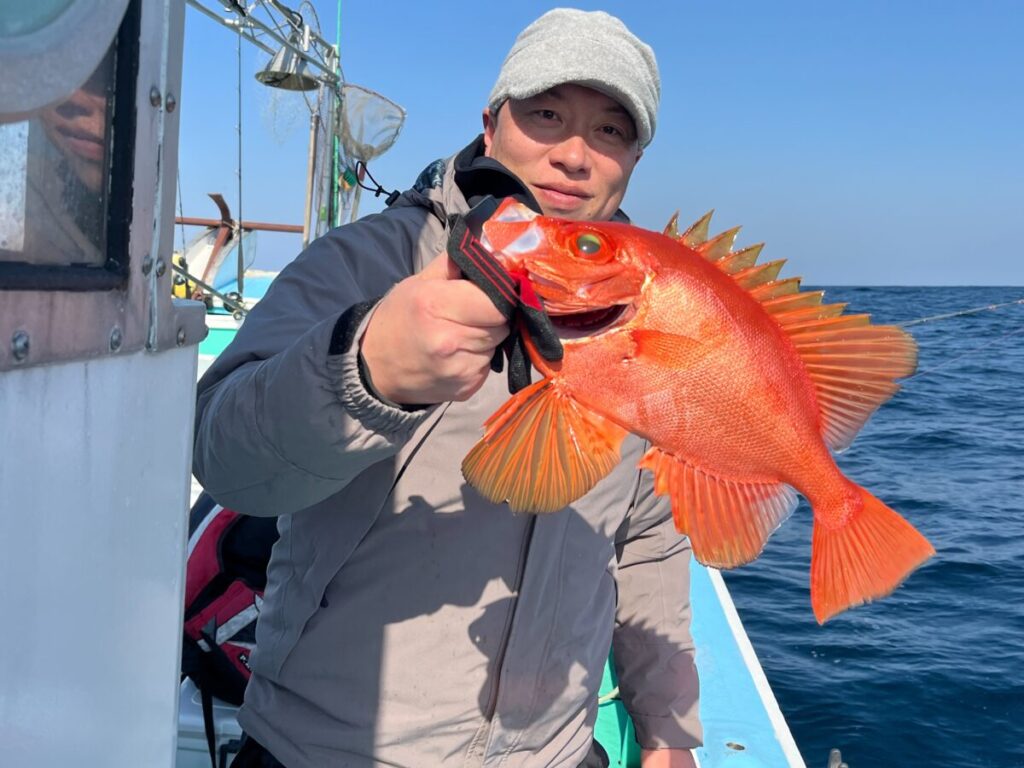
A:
181,492,279,764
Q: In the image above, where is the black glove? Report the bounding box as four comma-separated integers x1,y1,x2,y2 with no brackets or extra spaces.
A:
446,196,563,393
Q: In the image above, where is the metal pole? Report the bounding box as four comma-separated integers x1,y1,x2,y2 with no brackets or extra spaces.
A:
185,0,339,85
236,19,245,295
302,109,320,248
175,216,303,233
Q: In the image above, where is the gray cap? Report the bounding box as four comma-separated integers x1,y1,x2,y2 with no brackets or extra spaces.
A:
488,9,660,147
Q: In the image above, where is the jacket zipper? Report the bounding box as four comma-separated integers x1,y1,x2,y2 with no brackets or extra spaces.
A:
482,514,536,721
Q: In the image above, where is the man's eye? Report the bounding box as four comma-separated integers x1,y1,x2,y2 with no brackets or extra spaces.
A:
537,109,557,120
601,125,626,139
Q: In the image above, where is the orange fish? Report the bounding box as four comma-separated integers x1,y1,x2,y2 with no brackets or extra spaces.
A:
462,198,934,623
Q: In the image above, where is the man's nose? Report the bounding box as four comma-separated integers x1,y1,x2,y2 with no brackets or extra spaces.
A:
549,134,590,174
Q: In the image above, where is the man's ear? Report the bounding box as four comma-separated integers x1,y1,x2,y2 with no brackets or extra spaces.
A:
482,107,495,156
635,147,644,164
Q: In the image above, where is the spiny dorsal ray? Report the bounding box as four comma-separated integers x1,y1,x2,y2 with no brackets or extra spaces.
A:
663,208,917,454
663,211,680,240
681,210,714,247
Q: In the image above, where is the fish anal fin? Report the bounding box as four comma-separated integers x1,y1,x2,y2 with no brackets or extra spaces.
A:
810,486,934,623
639,447,796,568
462,379,627,513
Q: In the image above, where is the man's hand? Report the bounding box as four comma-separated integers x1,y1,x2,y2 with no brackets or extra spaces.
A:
640,748,698,768
360,252,509,405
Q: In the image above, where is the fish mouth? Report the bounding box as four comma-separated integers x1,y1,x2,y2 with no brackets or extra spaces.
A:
548,304,631,340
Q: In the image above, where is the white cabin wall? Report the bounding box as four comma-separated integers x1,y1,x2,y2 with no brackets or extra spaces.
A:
0,346,196,767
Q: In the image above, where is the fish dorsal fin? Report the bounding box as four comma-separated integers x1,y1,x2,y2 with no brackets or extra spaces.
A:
663,212,680,239
789,321,917,450
718,243,764,275
680,210,714,247
462,379,628,513
676,210,919,452
698,226,742,262
639,447,797,568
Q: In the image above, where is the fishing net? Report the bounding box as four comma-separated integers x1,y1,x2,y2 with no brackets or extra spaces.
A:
337,83,405,163
260,86,311,144
308,83,337,237
335,83,406,222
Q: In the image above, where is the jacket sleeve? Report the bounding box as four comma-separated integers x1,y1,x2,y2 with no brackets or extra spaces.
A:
612,463,703,750
192,207,439,516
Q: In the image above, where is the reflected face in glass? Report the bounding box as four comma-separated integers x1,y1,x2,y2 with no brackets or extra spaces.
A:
482,84,642,222
39,71,109,194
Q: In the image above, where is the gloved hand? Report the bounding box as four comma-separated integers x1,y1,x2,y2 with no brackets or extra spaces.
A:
446,196,563,393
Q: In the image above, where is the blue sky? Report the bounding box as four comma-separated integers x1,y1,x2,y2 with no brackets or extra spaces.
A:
177,1,1023,285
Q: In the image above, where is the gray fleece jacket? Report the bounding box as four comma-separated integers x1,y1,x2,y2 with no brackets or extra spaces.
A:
192,137,701,767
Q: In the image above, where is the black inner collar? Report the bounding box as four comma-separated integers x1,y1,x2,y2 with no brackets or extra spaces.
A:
453,134,542,213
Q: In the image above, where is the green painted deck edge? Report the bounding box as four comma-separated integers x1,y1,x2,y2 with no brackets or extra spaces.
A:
198,325,237,357
595,657,642,767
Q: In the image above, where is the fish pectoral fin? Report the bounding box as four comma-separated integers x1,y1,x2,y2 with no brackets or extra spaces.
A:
810,485,934,623
462,379,627,513
639,447,797,568
630,330,709,368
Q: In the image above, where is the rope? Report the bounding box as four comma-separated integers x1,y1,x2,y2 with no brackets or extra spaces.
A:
597,686,620,705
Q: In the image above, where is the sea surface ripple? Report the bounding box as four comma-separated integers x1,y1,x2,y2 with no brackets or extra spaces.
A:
721,286,1024,768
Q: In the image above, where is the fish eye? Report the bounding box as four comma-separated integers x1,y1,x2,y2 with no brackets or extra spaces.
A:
576,233,603,255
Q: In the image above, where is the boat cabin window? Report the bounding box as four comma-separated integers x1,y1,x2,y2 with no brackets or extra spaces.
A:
0,0,136,291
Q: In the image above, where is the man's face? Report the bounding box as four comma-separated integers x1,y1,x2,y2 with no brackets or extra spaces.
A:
39,59,111,195
482,84,642,221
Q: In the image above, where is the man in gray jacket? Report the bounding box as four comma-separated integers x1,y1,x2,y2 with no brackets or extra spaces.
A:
194,9,701,768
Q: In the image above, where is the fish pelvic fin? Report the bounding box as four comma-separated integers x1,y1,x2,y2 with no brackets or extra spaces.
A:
639,447,797,568
462,379,627,513
810,485,935,623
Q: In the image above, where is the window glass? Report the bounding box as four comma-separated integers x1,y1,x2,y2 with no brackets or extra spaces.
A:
0,0,76,38
0,43,114,268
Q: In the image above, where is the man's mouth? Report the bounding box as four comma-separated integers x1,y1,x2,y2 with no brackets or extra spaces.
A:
533,184,592,209
56,125,105,162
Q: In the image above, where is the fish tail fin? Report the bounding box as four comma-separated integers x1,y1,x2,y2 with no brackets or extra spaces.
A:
810,485,934,624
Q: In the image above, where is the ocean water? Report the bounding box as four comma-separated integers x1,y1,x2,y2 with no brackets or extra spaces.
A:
721,286,1024,768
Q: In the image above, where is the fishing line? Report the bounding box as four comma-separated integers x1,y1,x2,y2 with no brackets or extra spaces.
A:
899,297,1024,328
176,168,187,254
896,296,1024,382
903,320,1024,381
